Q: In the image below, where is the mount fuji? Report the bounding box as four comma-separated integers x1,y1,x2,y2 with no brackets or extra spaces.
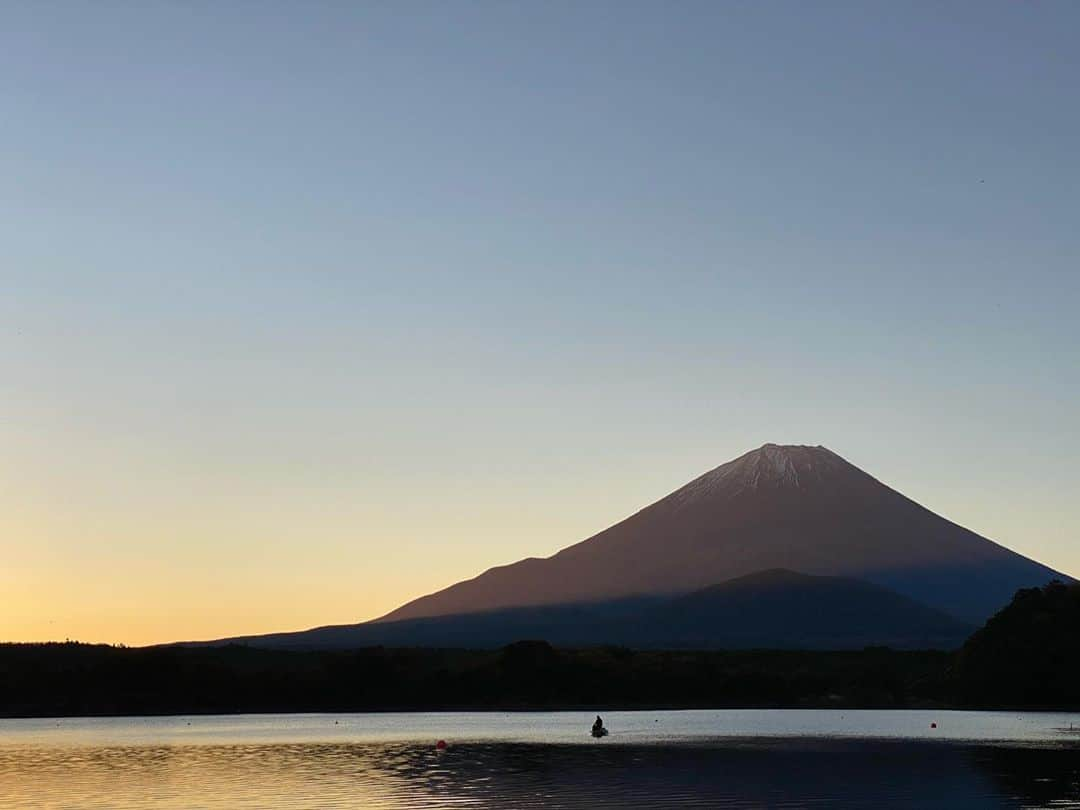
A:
378,444,1065,625
190,444,1069,651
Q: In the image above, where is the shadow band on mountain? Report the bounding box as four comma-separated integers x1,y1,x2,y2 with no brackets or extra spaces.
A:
199,569,974,652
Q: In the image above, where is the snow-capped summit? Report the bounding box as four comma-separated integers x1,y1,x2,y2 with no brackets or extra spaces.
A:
671,443,850,504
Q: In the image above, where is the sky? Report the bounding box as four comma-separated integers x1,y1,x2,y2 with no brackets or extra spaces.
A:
3,1,1077,646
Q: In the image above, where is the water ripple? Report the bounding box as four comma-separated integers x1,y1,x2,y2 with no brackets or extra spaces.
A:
2,713,1080,808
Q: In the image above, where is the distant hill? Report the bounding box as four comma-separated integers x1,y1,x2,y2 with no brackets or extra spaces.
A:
378,444,1068,625
634,569,974,649
194,569,974,651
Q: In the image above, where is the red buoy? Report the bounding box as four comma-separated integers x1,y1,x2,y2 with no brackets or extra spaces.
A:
436,740,447,750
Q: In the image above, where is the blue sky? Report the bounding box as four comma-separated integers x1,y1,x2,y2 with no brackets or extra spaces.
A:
2,2,1077,643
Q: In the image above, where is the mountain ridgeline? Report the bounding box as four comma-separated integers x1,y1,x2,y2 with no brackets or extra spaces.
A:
191,444,1069,652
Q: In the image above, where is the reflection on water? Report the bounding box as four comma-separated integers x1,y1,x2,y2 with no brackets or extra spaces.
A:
2,739,1080,809
2,711,1080,808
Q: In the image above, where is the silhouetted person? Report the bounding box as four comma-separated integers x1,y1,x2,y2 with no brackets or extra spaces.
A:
592,715,606,736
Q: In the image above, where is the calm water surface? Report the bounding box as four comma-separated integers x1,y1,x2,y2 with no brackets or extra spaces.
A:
2,710,1079,808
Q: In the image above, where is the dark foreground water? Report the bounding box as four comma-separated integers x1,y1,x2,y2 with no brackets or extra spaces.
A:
2,711,1079,808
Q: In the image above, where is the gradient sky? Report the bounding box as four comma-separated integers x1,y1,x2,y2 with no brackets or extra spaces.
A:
3,2,1078,646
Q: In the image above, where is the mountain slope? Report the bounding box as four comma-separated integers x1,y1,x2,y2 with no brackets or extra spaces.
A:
378,444,1068,624
194,570,974,651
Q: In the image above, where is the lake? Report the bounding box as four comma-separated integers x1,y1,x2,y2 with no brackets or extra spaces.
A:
2,710,1079,808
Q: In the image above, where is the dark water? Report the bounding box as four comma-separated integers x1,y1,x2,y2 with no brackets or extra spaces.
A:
2,711,1079,808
